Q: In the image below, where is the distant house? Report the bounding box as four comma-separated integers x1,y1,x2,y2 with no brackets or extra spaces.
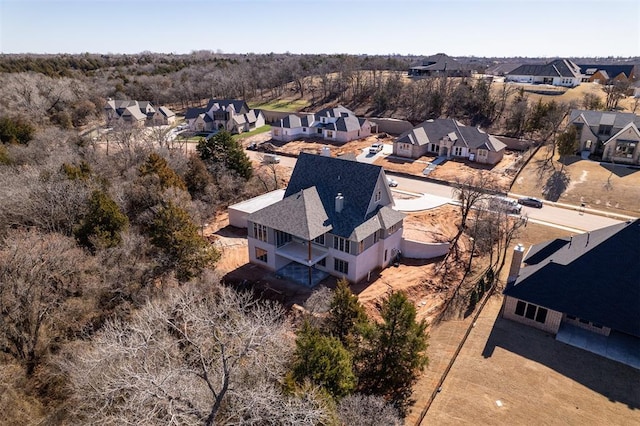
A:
245,153,405,286
408,53,471,78
104,100,176,127
569,109,640,165
271,106,374,144
149,106,176,126
185,99,265,134
502,220,640,365
505,59,582,87
578,64,637,83
393,118,506,165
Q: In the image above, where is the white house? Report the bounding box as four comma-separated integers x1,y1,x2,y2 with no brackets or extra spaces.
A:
505,59,583,87
185,99,265,134
245,153,405,286
271,106,374,144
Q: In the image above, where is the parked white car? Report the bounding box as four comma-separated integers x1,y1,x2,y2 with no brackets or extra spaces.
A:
369,143,383,154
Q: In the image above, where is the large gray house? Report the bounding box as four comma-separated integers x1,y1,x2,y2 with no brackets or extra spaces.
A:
569,109,640,165
245,153,405,286
505,59,583,87
393,118,506,165
185,99,265,134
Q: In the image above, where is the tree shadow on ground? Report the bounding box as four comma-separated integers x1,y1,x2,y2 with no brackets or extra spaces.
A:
600,162,640,178
482,315,640,409
559,155,582,167
542,168,570,202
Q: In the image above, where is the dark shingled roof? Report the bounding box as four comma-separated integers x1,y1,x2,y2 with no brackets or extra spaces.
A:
284,153,388,238
397,119,506,152
504,220,640,337
246,187,331,240
507,59,582,78
205,99,249,114
569,109,640,131
577,64,637,80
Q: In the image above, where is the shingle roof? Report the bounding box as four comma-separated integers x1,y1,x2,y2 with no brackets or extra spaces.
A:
569,109,640,131
247,186,331,240
205,99,249,114
504,220,640,337
158,106,175,118
397,118,506,152
315,105,355,119
284,153,388,238
507,59,582,78
409,53,468,72
122,105,146,121
185,107,206,119
577,64,636,80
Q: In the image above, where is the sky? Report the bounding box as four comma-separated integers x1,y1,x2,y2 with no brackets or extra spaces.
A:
1,0,638,58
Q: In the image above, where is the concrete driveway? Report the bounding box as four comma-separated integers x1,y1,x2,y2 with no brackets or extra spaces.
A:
392,190,451,212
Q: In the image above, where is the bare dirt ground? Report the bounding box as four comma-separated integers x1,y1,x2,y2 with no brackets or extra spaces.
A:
417,295,640,426
511,145,640,216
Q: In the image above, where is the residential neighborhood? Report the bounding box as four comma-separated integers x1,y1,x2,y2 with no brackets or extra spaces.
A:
1,3,639,424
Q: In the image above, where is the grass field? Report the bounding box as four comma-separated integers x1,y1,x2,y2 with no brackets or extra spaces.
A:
232,125,271,140
248,99,310,112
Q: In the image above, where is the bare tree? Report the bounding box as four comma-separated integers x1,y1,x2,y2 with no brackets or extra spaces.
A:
62,283,329,425
0,230,97,375
337,394,402,426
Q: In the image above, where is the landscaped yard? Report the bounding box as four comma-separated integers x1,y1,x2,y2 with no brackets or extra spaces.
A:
232,124,271,140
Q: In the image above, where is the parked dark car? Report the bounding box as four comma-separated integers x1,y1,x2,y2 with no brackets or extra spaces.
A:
518,197,543,208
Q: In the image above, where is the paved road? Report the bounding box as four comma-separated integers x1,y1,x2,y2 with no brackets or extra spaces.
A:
245,147,634,233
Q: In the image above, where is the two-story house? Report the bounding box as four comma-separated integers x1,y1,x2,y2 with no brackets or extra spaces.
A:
105,100,176,127
569,109,640,165
185,99,265,134
393,118,506,165
271,105,374,144
245,153,405,286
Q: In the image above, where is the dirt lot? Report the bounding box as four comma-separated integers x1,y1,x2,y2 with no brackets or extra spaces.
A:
417,295,640,426
511,145,640,216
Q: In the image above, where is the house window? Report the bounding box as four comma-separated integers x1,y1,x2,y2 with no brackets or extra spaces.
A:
334,258,349,274
326,130,334,138
477,149,488,157
313,234,325,245
384,249,388,261
302,127,307,132
317,129,322,134
373,231,379,244
359,241,365,253
374,190,382,202
429,143,438,152
598,125,612,136
255,247,268,263
614,141,636,158
453,146,463,156
388,223,399,235
275,230,292,247
514,300,548,324
253,223,267,242
333,236,350,254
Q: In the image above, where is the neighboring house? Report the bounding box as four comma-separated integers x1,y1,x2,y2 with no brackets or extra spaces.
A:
104,100,176,127
185,99,265,134
505,59,582,87
393,118,506,165
271,105,374,144
502,220,640,364
245,153,405,286
408,53,471,78
149,106,176,126
578,64,637,83
568,109,640,165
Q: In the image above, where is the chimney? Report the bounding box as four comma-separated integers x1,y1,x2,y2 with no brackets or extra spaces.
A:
335,193,344,213
507,243,526,285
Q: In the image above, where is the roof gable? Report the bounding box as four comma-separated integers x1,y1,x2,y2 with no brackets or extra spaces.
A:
284,153,387,238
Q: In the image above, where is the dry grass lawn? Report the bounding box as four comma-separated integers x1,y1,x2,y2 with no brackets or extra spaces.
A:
420,296,640,426
511,145,640,216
